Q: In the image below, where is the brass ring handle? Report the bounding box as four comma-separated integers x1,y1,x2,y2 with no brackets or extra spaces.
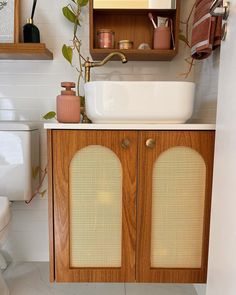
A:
121,138,130,149
146,138,156,149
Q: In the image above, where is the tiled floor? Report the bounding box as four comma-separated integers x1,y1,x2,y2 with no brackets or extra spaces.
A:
3,262,199,295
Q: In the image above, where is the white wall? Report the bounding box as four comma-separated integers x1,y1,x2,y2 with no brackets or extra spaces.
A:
192,49,221,295
0,0,218,262
192,49,220,124
206,1,236,293
194,284,206,295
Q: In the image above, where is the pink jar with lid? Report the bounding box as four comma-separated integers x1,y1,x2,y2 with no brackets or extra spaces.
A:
57,82,80,123
97,29,115,49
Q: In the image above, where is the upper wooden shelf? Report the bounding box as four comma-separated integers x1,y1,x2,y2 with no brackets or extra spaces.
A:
0,43,53,60
90,1,180,61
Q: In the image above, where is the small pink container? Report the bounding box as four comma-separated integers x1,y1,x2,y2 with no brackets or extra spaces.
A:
97,29,115,49
57,82,80,123
153,27,171,50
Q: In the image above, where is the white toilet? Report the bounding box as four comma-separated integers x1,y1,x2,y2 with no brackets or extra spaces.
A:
0,197,10,295
0,123,39,294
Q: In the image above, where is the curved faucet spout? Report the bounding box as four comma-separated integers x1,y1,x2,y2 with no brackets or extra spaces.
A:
92,52,127,67
84,52,128,83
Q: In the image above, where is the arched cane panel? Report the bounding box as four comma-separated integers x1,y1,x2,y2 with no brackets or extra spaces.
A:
69,145,122,267
151,146,206,268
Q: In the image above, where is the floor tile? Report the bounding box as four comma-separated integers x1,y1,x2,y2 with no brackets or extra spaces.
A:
3,262,202,295
125,283,198,295
3,262,125,295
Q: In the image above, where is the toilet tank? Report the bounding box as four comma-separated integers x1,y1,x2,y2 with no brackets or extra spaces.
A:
0,123,40,201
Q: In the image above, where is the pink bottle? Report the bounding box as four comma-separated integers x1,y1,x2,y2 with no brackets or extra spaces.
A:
57,82,80,123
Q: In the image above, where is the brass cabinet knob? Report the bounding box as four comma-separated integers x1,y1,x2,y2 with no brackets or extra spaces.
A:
146,138,156,149
121,138,130,149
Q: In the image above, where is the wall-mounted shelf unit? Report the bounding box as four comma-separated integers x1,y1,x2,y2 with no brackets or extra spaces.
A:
0,43,53,60
90,1,180,61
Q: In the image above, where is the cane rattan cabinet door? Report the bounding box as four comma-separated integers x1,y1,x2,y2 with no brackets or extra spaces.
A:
52,130,137,282
137,131,215,283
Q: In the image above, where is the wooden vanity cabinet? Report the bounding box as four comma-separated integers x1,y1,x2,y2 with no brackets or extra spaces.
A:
47,129,215,283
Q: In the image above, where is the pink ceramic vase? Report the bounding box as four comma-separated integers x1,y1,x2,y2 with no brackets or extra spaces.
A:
57,82,80,123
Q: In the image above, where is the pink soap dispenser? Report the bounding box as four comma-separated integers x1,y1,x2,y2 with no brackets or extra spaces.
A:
57,82,80,123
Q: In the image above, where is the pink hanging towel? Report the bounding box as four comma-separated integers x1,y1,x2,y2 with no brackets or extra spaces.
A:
191,0,222,60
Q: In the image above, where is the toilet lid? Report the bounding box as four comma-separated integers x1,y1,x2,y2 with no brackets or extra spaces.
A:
0,197,10,232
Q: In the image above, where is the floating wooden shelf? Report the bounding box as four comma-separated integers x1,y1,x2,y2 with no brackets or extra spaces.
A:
91,48,177,61
90,1,180,61
0,43,53,60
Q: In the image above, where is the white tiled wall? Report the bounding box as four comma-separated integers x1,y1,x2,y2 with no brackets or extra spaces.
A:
192,49,220,124
0,0,219,262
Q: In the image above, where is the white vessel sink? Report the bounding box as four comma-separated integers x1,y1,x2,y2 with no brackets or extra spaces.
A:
84,81,195,124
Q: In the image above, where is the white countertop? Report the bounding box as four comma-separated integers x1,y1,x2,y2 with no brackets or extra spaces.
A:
44,123,216,130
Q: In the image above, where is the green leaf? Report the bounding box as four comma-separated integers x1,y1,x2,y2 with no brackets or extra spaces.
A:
40,190,47,198
77,0,89,6
62,44,73,64
43,111,56,120
62,6,77,23
32,166,40,179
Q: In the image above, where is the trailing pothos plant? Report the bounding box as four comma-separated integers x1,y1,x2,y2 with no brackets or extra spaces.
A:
43,0,88,120
62,0,88,99
178,1,196,78
38,1,89,202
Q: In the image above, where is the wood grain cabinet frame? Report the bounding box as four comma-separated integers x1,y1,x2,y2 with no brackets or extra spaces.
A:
47,130,215,283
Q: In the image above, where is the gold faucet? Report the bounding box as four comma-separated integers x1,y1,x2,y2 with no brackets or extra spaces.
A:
81,52,128,123
84,52,128,83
